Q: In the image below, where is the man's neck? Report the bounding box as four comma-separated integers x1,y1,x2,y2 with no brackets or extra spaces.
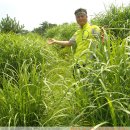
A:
80,22,88,29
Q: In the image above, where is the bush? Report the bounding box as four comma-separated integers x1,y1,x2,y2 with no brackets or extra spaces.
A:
45,22,78,40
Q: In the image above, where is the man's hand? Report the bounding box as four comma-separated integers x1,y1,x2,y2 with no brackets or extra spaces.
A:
47,38,56,45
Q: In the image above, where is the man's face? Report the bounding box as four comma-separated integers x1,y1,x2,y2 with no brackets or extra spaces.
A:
76,13,87,27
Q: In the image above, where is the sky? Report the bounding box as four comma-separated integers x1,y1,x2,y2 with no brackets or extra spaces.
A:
0,0,129,31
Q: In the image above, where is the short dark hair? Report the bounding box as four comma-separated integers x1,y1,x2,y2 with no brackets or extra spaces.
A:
74,8,87,15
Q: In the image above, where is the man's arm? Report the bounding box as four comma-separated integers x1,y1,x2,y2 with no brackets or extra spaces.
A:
47,38,73,46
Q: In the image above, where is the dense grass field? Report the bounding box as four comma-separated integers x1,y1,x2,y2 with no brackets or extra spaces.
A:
0,4,130,127
0,31,130,126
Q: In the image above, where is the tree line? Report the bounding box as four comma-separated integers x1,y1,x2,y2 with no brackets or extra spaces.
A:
0,4,130,39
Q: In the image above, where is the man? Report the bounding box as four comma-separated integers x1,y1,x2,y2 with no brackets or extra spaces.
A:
47,8,102,61
48,8,103,79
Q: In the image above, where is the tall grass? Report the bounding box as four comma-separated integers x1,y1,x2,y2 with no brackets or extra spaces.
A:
0,4,130,126
70,33,130,126
91,4,130,38
0,32,74,126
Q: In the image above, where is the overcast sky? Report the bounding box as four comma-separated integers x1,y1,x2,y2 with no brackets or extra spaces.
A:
0,0,129,31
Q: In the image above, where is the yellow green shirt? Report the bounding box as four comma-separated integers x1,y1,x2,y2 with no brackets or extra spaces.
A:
69,23,101,60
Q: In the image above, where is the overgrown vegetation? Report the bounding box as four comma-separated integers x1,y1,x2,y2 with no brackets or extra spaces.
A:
0,4,130,127
91,4,130,38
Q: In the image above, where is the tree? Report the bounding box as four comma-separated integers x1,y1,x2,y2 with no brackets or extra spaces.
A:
32,21,57,35
0,14,25,33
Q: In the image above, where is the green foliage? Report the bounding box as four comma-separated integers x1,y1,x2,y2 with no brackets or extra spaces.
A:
0,14,25,33
45,22,78,40
0,33,43,69
71,35,130,126
0,33,63,126
0,30,130,126
32,21,57,36
91,4,130,38
0,33,59,87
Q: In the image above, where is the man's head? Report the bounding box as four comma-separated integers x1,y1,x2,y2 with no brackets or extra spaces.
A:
74,8,87,16
74,8,87,27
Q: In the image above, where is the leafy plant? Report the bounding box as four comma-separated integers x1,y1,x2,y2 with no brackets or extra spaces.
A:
0,14,25,33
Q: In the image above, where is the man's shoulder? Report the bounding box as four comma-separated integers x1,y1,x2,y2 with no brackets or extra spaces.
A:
91,24,100,30
74,29,81,35
90,24,101,35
